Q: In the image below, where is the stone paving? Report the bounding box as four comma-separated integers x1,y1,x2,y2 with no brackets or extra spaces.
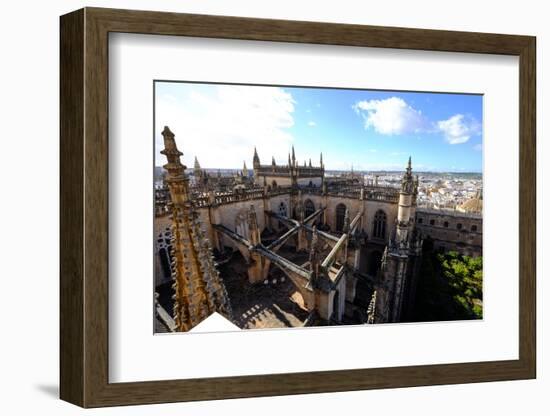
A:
219,247,312,329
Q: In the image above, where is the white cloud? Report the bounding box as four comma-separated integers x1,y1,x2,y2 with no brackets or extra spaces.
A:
437,114,481,145
307,121,316,127
155,84,295,168
353,97,425,135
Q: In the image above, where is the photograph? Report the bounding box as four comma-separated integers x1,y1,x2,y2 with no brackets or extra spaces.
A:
153,81,483,333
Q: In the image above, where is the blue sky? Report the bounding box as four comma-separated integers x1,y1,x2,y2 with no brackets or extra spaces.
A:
155,82,482,172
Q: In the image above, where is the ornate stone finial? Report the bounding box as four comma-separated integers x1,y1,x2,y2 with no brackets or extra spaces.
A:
242,161,248,177
309,226,322,278
288,153,292,167
247,204,260,246
272,156,276,166
320,152,323,168
161,127,182,162
343,208,350,233
194,156,201,170
401,156,414,194
296,190,304,222
160,126,187,188
367,291,377,324
308,158,312,167
291,145,296,164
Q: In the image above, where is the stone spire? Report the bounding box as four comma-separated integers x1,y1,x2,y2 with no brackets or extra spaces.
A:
320,152,323,168
291,145,296,166
272,156,276,166
193,156,203,185
343,207,350,234
401,156,414,194
247,204,261,246
309,226,322,280
160,126,232,332
253,147,260,168
288,152,291,167
296,190,305,222
308,158,312,167
242,161,248,177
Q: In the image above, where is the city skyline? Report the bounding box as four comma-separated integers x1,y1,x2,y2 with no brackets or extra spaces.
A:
155,81,483,172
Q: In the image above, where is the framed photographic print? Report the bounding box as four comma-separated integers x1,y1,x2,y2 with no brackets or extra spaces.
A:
60,7,536,408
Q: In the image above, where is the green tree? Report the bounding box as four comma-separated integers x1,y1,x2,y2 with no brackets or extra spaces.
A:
413,244,483,321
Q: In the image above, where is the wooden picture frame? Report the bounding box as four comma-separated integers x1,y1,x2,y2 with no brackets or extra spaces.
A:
60,7,536,408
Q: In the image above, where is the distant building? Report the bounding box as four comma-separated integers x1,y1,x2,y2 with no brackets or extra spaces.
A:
252,146,324,188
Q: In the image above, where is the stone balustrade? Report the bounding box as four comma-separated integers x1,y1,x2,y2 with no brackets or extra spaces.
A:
158,183,402,210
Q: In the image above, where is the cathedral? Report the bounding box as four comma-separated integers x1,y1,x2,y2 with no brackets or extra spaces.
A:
154,126,482,332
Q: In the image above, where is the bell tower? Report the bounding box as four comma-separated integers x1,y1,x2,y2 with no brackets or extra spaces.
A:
396,156,415,244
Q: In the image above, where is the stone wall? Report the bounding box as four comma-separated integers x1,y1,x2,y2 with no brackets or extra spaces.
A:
297,177,322,187
257,175,293,187
415,208,482,257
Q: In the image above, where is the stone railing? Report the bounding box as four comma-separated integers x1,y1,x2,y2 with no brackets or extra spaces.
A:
297,184,400,202
192,187,268,208
187,183,400,209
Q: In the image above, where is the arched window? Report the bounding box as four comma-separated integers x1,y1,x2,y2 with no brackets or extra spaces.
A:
417,217,423,224
372,210,387,239
304,199,315,218
278,202,288,229
471,224,478,232
443,221,449,228
430,219,435,226
335,203,347,232
457,223,463,230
